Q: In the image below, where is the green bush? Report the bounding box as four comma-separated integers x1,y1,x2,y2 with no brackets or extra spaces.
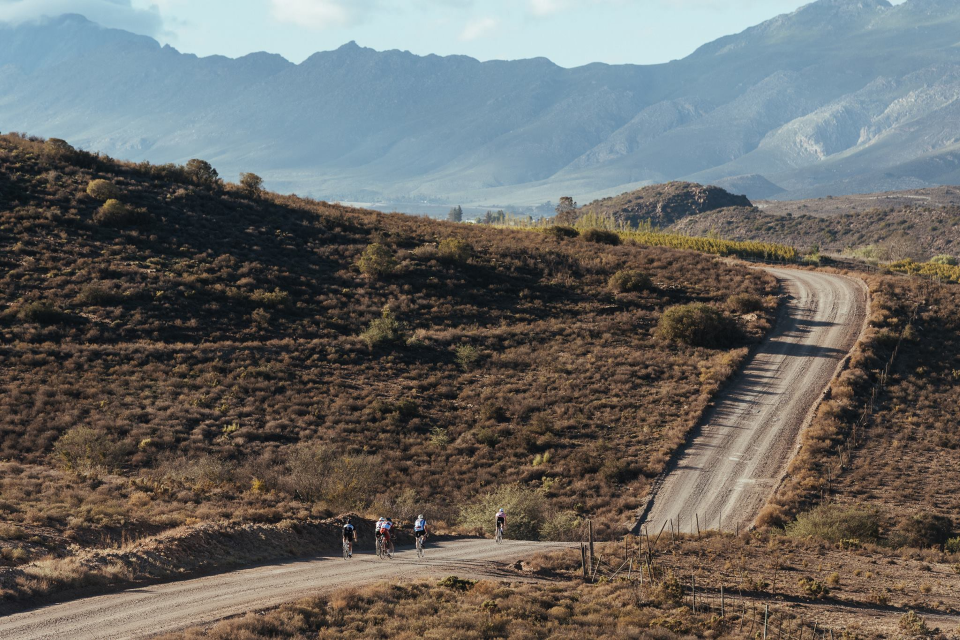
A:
360,306,406,348
608,269,652,293
86,179,119,201
459,485,545,540
358,243,398,278
454,344,481,370
656,303,741,348
544,225,579,240
726,293,764,314
17,301,68,325
438,237,473,263
581,229,621,246
930,255,958,266
785,504,881,543
93,199,148,227
946,537,960,554
797,577,830,599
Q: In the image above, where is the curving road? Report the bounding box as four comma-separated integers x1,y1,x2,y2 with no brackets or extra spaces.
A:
0,539,572,640
641,268,868,534
0,268,867,639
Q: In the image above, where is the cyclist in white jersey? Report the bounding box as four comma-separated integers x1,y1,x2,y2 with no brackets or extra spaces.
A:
414,514,428,541
495,508,505,535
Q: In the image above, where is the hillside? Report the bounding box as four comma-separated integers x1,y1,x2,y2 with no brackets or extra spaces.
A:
3,0,960,204
564,182,752,228
670,205,960,260
0,133,778,570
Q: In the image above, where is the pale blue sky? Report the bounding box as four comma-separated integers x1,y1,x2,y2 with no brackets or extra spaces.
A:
0,0,907,67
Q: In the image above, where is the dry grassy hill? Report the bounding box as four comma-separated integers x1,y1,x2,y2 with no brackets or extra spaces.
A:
0,133,778,569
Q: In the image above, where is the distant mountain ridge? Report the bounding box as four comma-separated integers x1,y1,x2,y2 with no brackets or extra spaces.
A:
2,0,960,205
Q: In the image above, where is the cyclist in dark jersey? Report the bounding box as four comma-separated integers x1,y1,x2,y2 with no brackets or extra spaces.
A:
342,517,356,557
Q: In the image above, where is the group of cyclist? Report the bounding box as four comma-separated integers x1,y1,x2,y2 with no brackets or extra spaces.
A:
341,508,506,557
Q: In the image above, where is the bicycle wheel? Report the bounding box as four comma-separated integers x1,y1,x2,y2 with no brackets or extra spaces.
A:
496,527,503,544
416,537,424,558
343,540,350,560
376,536,383,559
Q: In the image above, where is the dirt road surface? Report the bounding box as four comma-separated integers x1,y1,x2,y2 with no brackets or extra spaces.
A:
641,268,868,533
0,539,571,640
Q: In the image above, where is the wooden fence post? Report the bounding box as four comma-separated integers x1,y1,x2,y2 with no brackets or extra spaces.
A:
581,543,588,582
588,519,595,572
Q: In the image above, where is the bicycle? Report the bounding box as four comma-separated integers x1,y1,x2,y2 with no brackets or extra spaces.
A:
377,534,393,559
495,524,503,544
342,538,351,560
416,534,425,558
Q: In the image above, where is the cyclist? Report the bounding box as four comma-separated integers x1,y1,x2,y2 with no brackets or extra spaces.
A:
342,517,356,558
381,517,395,556
495,508,505,537
414,513,428,544
374,517,386,552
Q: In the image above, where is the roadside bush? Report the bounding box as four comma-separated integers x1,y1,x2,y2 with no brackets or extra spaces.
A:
930,255,957,266
544,225,579,240
581,229,621,246
898,611,930,637
460,485,544,540
282,443,378,510
946,537,960,554
785,504,881,544
725,293,764,314
358,243,398,278
86,179,120,201
360,306,406,348
93,199,148,227
52,426,125,475
437,237,473,263
608,269,652,293
657,303,741,348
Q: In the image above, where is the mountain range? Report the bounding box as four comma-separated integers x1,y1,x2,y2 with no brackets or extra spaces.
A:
2,0,960,206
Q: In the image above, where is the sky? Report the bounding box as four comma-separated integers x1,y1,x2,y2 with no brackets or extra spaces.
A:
0,0,908,67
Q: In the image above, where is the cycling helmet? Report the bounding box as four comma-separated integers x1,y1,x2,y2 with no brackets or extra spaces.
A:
418,514,424,519
387,517,393,522
345,517,352,523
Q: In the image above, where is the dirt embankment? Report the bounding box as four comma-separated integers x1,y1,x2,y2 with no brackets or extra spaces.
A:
0,515,394,615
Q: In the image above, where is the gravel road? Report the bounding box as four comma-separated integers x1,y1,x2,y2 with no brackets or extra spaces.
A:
0,539,572,640
0,267,867,639
641,268,868,533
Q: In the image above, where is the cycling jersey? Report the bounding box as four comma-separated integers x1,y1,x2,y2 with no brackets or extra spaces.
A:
381,521,392,531
414,518,426,531
342,524,355,538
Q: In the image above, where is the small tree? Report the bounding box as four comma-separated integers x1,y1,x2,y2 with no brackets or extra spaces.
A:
94,199,147,227
43,138,76,160
931,254,958,266
358,243,398,278
239,172,264,197
554,196,577,224
185,159,220,187
448,205,463,223
86,179,119,201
